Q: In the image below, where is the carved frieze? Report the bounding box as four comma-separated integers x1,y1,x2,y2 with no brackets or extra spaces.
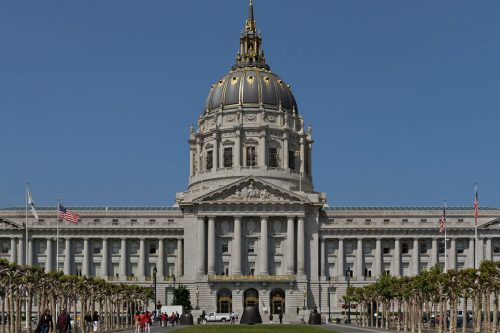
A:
202,179,300,202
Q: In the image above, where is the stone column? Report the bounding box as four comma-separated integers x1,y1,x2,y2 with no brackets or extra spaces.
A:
157,238,164,278
449,238,456,270
283,133,289,170
374,238,382,278
10,238,17,263
46,239,53,272
259,129,266,167
177,239,183,277
259,216,269,275
101,238,109,278
299,137,305,176
197,217,206,275
468,238,475,268
320,238,326,278
431,238,438,267
356,239,363,280
486,238,492,261
235,129,241,168
412,239,419,275
286,216,295,274
120,238,127,277
337,239,344,279
27,238,33,265
82,238,89,276
207,217,216,275
18,238,25,266
232,216,242,275
297,217,305,275
138,238,146,279
393,239,401,276
213,133,219,173
189,148,195,176
64,238,71,275
477,238,484,265
196,138,202,175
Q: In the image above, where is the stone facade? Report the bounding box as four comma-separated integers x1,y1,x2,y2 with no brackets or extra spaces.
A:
1,1,499,323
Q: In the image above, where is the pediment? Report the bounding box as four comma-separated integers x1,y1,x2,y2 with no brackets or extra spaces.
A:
195,177,306,203
480,218,500,229
0,218,22,229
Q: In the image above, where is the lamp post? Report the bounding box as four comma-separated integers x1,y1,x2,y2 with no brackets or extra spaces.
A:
327,276,331,323
346,267,351,324
153,266,157,316
303,289,307,309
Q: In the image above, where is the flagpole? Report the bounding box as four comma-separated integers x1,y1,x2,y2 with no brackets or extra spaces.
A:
444,200,447,273
25,182,29,266
56,198,60,272
474,183,478,269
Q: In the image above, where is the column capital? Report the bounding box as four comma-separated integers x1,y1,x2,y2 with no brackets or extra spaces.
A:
207,216,216,221
260,216,269,221
234,215,243,220
286,216,295,221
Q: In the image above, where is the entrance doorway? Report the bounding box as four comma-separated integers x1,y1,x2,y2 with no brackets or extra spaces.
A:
243,288,259,308
270,289,285,314
217,289,232,313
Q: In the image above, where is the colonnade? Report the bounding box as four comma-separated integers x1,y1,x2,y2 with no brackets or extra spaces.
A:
320,237,492,280
198,216,305,276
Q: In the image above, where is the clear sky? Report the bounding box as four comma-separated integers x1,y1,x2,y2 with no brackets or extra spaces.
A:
1,1,499,208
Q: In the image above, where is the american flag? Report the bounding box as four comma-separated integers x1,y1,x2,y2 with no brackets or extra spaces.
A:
439,206,446,233
474,184,479,226
58,204,80,224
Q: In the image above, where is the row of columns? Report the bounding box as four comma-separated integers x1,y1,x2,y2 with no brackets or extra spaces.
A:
11,237,183,279
321,237,491,279
198,216,305,276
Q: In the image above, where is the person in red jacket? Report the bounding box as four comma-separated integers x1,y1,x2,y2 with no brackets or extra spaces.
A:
161,313,167,327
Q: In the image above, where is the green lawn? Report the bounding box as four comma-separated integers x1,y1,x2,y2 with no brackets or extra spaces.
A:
174,324,331,333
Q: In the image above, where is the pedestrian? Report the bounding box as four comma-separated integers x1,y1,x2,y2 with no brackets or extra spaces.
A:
134,312,141,333
175,311,180,325
144,312,151,333
57,309,71,333
230,311,235,324
269,313,273,324
139,312,146,333
170,312,176,327
38,309,53,333
160,312,167,327
92,311,99,332
279,311,283,324
84,311,93,333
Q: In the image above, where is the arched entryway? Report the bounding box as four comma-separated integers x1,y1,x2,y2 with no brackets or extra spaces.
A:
243,288,259,308
270,289,285,314
217,289,232,313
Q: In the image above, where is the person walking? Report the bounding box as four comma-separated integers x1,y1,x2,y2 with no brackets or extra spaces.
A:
279,311,283,324
84,312,93,333
144,312,151,333
56,309,71,333
38,309,53,333
92,311,99,332
133,312,141,333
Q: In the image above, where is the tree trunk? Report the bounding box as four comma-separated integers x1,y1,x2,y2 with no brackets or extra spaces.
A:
463,295,468,333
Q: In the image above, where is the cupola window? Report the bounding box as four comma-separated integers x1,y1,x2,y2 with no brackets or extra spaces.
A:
269,148,278,168
288,151,296,171
246,146,256,167
206,150,213,170
223,147,233,168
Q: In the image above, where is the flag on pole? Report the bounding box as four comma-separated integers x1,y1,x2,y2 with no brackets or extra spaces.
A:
474,184,479,226
439,206,446,233
27,188,39,221
58,204,80,224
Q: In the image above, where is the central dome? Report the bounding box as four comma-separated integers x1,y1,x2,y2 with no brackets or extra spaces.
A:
205,67,298,114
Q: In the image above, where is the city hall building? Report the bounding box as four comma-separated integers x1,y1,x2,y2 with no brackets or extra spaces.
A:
1,2,499,322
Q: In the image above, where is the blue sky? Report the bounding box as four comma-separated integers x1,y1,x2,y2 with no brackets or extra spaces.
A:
1,1,499,208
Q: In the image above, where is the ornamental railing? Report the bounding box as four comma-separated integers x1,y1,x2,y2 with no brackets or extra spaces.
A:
208,274,295,282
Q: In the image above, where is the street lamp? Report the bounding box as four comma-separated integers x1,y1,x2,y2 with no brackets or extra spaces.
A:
153,266,157,316
303,289,307,309
346,267,352,324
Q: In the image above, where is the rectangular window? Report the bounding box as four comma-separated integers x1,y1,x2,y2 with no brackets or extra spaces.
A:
420,243,427,254
269,148,278,167
402,243,409,254
0,241,9,254
111,241,121,254
223,147,233,167
248,241,255,253
420,219,427,223
149,243,157,254
93,243,101,255
75,264,82,277
222,241,229,253
206,150,213,170
246,146,256,167
288,151,296,170
456,241,465,254
383,247,390,254
439,241,445,254
364,219,371,225
383,219,390,224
